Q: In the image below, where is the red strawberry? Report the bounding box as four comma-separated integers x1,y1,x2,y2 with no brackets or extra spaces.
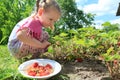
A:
45,64,52,69
39,71,50,76
28,71,36,76
76,58,83,62
114,60,118,65
117,42,120,46
33,62,39,68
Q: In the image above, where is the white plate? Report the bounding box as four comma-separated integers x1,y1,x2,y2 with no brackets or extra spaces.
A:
18,59,62,79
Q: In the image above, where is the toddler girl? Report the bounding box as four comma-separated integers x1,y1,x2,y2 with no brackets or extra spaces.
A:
8,0,61,59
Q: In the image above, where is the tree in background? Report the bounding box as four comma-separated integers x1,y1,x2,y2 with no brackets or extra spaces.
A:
54,0,95,33
102,22,120,32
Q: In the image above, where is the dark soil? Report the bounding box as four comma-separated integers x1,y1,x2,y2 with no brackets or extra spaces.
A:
50,59,112,80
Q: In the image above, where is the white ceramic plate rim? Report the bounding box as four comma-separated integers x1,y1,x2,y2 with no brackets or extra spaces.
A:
18,59,61,79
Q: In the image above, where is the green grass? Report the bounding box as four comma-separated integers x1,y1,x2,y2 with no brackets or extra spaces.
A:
0,45,25,80
0,45,69,80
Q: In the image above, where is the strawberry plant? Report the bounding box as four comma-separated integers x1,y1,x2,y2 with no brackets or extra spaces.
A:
44,32,83,61
42,27,120,80
100,46,120,80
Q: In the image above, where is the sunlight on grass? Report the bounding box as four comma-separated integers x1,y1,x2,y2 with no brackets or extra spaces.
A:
0,45,27,80
0,45,69,80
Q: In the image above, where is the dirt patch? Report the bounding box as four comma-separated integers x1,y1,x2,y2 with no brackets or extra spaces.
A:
54,59,112,80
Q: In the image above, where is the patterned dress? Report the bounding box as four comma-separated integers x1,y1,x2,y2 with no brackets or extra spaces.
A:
8,16,49,59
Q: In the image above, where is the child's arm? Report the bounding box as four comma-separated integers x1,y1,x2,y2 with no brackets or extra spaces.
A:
16,28,50,48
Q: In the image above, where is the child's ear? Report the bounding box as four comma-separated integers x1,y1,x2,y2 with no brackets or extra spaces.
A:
38,8,44,16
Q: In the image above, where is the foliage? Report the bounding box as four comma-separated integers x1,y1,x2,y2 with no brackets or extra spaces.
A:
100,47,120,79
46,27,120,60
100,22,120,78
0,29,2,41
102,21,120,32
0,45,19,80
46,27,120,79
57,0,94,28
0,0,35,45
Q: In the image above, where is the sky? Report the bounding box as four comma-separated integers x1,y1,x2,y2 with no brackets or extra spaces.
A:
75,0,120,29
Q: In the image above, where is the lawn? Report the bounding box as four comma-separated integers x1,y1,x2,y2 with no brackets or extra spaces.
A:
0,45,69,80
0,45,36,80
0,45,20,79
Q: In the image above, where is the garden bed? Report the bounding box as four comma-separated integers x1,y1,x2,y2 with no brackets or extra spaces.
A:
49,59,111,80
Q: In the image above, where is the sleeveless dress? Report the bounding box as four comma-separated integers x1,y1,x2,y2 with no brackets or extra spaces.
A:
8,16,49,59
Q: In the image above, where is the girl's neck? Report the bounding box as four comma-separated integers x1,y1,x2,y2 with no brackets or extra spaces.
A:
30,14,41,21
30,13,43,27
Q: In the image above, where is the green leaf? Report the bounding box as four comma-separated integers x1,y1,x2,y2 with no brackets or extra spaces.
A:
106,47,114,55
97,33,108,37
75,39,85,46
53,36,63,41
102,21,111,27
113,54,120,59
59,33,68,37
48,46,54,53
69,29,78,34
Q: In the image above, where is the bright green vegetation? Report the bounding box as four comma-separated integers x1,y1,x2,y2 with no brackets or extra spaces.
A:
0,45,69,80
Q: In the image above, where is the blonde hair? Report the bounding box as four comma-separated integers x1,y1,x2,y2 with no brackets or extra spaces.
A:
36,0,61,14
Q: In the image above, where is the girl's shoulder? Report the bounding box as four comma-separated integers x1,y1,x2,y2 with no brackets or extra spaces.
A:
17,17,30,26
17,16,42,29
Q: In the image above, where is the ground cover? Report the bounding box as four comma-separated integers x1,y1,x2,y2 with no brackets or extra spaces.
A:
0,45,112,80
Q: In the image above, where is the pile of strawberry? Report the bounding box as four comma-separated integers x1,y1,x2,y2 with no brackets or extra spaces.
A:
26,62,53,76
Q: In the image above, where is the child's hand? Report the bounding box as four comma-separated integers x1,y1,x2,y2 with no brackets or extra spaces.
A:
41,40,51,49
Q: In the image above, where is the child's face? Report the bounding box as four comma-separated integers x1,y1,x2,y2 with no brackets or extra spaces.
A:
39,7,61,29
